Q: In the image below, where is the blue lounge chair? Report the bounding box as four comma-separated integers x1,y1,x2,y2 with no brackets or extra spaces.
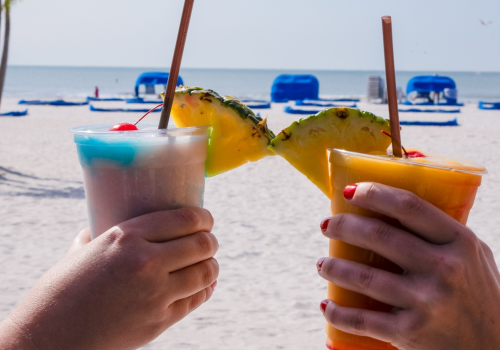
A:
399,108,460,113
19,100,88,106
478,102,500,110
0,109,28,116
240,100,271,109
400,118,458,126
284,106,322,115
126,98,164,104
86,97,126,101
89,104,162,113
296,100,357,108
304,98,360,102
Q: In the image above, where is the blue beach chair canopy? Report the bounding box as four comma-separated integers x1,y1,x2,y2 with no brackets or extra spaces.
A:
406,75,456,95
271,74,319,102
134,72,184,97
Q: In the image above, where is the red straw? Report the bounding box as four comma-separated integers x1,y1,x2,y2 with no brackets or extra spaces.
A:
158,0,195,129
134,103,163,126
381,16,403,157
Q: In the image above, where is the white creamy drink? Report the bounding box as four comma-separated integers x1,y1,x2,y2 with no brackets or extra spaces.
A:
71,123,209,239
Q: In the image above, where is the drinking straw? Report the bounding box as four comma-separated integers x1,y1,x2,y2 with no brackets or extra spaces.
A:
158,0,195,129
381,16,403,157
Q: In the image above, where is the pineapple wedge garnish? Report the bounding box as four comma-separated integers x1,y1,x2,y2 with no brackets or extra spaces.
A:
269,107,391,198
169,87,275,177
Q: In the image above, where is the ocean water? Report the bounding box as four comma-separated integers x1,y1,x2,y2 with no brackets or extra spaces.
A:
4,65,500,102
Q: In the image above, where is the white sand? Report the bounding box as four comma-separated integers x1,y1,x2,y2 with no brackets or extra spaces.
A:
1,97,499,349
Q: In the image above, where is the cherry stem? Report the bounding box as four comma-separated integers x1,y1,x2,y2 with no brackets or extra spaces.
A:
134,103,164,126
381,130,408,157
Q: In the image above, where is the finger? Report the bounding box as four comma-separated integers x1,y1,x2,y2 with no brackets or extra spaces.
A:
159,231,219,272
168,258,219,300
115,207,214,243
347,182,465,244
324,213,436,272
322,299,396,343
165,284,215,328
318,257,413,308
65,228,92,256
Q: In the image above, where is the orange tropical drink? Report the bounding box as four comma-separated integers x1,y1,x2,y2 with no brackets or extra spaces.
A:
326,148,486,350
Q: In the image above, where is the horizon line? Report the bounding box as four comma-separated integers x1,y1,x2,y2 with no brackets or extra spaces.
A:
6,64,500,74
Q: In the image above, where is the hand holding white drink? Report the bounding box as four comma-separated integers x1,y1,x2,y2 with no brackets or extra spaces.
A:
0,208,219,350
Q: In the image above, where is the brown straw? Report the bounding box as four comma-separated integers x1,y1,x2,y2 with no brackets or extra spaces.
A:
381,16,403,157
158,0,195,129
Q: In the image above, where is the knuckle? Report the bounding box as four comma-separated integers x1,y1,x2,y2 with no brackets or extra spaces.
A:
480,239,494,257
398,192,423,216
399,313,427,338
195,231,217,254
367,220,392,243
356,266,375,291
199,259,218,285
437,255,467,289
349,310,366,332
365,183,378,200
104,226,134,246
127,251,156,275
188,290,205,311
329,214,349,238
176,207,202,229
458,226,480,249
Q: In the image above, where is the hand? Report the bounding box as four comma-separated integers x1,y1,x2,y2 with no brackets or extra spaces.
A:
0,207,219,350
317,183,500,350
65,227,92,256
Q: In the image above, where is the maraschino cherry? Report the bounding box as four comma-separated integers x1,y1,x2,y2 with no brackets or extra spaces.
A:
108,103,164,131
406,150,426,158
380,130,426,158
108,123,138,131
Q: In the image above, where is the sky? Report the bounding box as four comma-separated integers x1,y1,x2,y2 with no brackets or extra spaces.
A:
7,0,500,71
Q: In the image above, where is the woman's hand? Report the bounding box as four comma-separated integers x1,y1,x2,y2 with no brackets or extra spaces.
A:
0,207,219,350
318,182,500,350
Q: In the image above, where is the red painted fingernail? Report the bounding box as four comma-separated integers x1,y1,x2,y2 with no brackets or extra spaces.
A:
320,217,331,232
320,300,329,314
211,280,217,290
317,257,326,272
343,184,358,200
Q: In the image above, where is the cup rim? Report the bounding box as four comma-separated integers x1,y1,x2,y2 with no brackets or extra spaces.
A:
328,148,487,175
69,122,209,136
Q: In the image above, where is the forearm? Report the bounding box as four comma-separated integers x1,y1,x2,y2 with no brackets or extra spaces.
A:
0,317,38,350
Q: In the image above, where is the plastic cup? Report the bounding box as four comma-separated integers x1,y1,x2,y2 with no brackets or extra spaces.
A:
70,122,209,239
325,148,486,350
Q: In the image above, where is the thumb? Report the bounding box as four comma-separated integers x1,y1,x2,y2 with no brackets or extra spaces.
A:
65,228,92,256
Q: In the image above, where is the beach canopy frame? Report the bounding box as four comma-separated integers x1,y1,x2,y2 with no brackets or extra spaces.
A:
271,74,319,102
134,72,184,97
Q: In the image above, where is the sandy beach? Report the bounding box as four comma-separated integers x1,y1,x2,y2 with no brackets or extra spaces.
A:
1,97,499,349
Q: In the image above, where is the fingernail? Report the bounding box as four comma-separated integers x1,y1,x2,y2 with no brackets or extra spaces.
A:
343,184,358,200
317,257,326,272
320,217,331,232
320,299,330,314
211,280,217,290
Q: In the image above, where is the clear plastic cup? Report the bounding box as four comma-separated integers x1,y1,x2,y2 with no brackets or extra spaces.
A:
70,122,209,239
325,148,487,350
